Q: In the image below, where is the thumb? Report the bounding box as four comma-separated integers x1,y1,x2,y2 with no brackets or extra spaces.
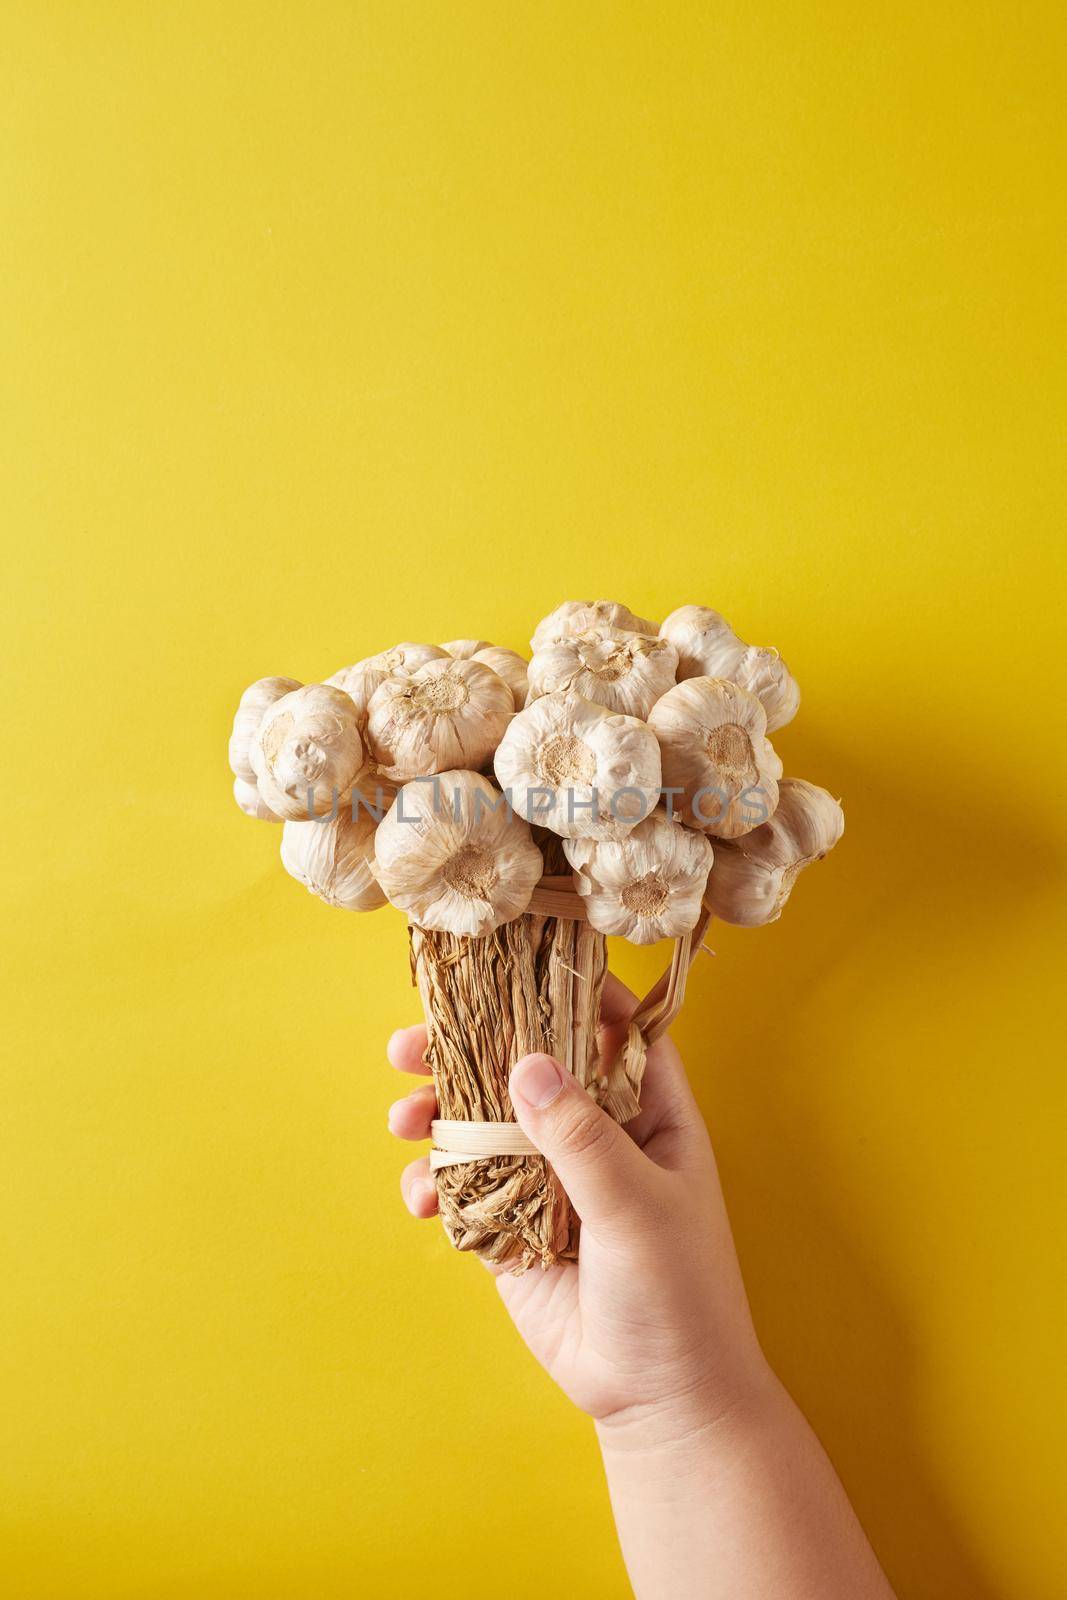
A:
509,1053,648,1232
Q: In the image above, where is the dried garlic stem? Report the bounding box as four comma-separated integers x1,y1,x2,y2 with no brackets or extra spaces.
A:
407,860,607,1271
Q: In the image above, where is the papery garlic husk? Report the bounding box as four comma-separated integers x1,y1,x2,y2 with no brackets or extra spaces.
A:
229,675,303,784
352,765,400,819
280,805,387,912
440,638,492,659
703,778,844,926
326,643,447,724
471,646,529,710
659,605,800,732
367,657,513,782
564,807,713,945
250,683,367,820
233,775,283,822
531,599,659,653
493,690,661,841
527,628,678,719
374,769,543,936
649,677,782,839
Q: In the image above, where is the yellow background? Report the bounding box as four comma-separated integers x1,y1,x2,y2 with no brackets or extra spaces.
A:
2,3,1065,1596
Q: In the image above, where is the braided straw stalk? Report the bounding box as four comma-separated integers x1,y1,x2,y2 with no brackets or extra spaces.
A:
409,900,607,1271
407,859,711,1274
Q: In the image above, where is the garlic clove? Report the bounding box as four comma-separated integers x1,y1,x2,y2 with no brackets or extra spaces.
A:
659,605,800,731
280,805,387,911
440,638,493,659
367,657,513,782
531,599,659,653
564,807,713,945
374,769,543,936
233,775,283,822
493,690,662,841
471,646,529,710
703,778,844,926
648,676,782,839
527,628,678,720
250,683,367,820
229,675,303,784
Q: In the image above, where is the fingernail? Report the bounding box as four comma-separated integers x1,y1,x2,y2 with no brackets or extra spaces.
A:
413,1177,437,1210
511,1053,565,1109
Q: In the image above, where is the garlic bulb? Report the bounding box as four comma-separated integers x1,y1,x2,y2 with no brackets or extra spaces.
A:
233,775,283,822
659,605,800,732
366,657,513,781
280,807,386,911
493,690,661,840
228,676,302,784
527,628,678,719
440,638,492,659
250,683,367,820
438,640,529,710
374,769,543,936
531,599,659,653
704,778,844,926
470,646,529,710
648,677,782,839
564,808,713,945
326,643,447,723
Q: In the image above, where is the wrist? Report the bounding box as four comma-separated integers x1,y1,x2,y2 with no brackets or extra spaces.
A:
594,1349,779,1461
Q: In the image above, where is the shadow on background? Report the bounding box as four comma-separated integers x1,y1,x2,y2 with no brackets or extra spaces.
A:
675,718,1061,1600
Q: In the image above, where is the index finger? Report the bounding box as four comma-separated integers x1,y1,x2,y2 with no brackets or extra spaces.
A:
600,971,638,1026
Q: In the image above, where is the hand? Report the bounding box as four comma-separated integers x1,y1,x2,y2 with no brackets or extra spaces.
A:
387,972,768,1437
387,973,897,1600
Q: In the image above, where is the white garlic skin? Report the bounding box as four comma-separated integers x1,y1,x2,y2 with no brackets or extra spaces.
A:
527,628,678,720
326,643,447,724
565,808,713,945
659,605,800,732
367,657,514,782
374,769,543,936
471,646,529,710
531,599,659,653
493,690,662,842
233,775,283,822
250,683,367,821
228,675,302,784
648,676,782,840
440,638,492,659
280,805,386,912
352,765,399,818
704,778,844,927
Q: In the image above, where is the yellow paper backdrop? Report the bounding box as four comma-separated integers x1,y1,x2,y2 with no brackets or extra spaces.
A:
2,3,1064,1596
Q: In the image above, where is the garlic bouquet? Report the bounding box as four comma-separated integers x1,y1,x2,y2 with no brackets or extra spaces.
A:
229,597,842,1270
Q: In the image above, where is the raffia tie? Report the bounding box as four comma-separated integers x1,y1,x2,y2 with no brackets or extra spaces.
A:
428,876,712,1170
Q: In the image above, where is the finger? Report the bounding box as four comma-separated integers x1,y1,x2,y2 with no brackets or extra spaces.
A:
620,1033,708,1163
598,975,707,1165
387,1025,430,1075
387,1083,438,1141
597,974,639,1082
509,1053,653,1235
600,971,638,1025
400,1156,438,1218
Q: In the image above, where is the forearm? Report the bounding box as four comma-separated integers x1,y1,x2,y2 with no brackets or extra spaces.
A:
596,1366,896,1600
